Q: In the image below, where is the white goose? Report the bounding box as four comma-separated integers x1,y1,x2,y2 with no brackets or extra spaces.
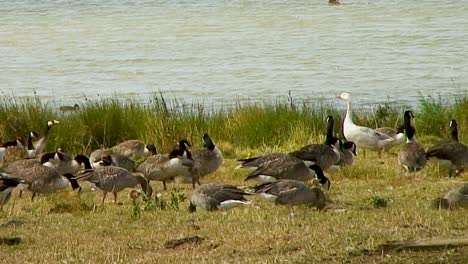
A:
337,92,394,157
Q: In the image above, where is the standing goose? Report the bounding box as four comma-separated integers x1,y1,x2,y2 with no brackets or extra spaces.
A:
337,92,394,158
288,116,341,171
74,163,153,204
426,119,468,177
253,179,327,210
32,120,61,155
398,110,426,173
110,140,157,159
188,183,251,212
0,174,25,209
176,134,223,188
432,183,468,209
375,125,405,151
135,140,194,190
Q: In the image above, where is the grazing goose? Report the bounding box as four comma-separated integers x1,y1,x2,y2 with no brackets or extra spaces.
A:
432,183,468,209
75,164,153,204
289,116,341,171
89,149,134,172
188,183,251,212
337,92,394,157
111,140,157,158
253,179,327,210
135,140,193,190
32,120,60,155
0,174,25,209
398,110,426,173
426,119,468,177
175,134,223,188
336,141,357,166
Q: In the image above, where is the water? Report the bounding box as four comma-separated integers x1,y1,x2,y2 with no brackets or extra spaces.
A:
0,0,467,108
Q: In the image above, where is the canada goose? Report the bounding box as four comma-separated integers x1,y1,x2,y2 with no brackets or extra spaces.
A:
432,184,468,209
253,179,327,210
1,162,78,201
449,119,459,142
59,103,80,111
135,140,193,190
398,110,426,173
426,119,468,177
288,116,341,171
46,148,92,176
89,149,134,172
0,139,25,162
75,165,153,204
0,174,25,210
175,134,223,188
337,92,394,158
336,141,357,166
32,120,60,155
111,140,157,158
242,155,331,190
188,183,251,212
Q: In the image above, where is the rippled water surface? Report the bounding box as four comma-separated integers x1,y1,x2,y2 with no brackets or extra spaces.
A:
0,0,467,107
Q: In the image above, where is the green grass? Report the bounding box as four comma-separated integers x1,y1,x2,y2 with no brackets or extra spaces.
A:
1,94,468,263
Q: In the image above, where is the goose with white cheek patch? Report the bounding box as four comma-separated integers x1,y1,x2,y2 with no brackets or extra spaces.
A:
426,119,468,177
175,134,223,188
32,120,61,155
337,92,394,158
398,110,426,173
135,140,194,190
188,183,251,212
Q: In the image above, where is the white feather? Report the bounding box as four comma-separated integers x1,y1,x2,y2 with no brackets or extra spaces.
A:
256,175,278,183
218,200,251,209
257,193,278,202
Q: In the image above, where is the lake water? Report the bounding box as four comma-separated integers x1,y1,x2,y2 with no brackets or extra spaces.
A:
0,0,467,108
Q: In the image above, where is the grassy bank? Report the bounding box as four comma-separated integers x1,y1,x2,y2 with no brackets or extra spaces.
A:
0,94,467,157
1,94,468,263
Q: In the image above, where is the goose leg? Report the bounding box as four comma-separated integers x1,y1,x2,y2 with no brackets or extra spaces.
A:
31,192,36,201
162,181,167,190
102,192,108,204
113,192,118,204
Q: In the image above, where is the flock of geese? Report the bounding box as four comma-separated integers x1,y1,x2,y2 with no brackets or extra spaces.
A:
0,92,467,212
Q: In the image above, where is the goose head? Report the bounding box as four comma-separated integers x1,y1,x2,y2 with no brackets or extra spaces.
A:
145,144,157,155
178,139,192,150
202,133,215,151
47,120,61,127
343,141,357,156
449,119,458,142
308,164,331,190
337,92,351,101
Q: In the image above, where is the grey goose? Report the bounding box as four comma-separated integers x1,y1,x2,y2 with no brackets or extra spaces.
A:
135,140,193,190
398,110,426,173
253,179,327,210
75,159,152,204
110,140,157,159
89,148,134,172
432,183,468,209
189,183,251,212
336,141,357,166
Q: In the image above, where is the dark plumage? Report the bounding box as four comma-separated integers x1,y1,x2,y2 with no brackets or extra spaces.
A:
398,110,426,172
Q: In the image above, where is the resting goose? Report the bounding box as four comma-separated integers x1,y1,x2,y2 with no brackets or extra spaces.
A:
426,119,468,177
189,183,251,212
175,134,223,188
398,110,426,173
253,179,327,210
337,92,394,158
336,141,357,166
375,125,405,151
111,140,157,159
289,116,341,171
75,162,152,204
135,140,194,190
432,183,468,209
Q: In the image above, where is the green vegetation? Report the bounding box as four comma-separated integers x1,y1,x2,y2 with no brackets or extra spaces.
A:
1,94,468,263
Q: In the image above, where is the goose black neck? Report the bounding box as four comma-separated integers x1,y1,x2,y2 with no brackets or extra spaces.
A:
75,155,92,170
450,120,459,142
27,135,34,150
63,174,81,190
403,111,415,141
